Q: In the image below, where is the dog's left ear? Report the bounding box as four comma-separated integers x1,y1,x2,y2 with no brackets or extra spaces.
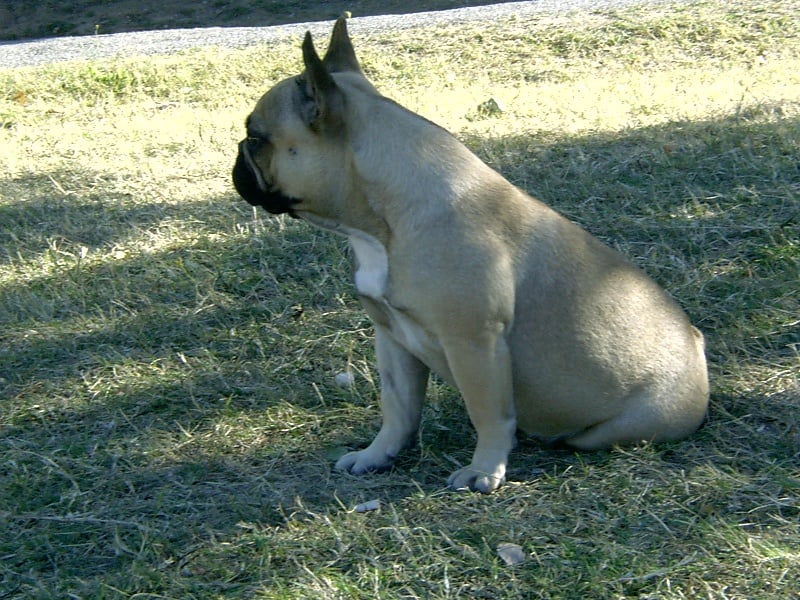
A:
300,29,345,133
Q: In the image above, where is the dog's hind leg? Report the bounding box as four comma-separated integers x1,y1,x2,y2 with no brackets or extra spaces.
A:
564,403,661,450
565,387,707,450
336,326,429,474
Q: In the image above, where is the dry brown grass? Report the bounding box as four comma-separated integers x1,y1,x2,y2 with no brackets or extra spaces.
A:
1,1,798,597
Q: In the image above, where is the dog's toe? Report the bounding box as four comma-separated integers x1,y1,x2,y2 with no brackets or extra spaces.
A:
335,449,395,475
447,465,505,494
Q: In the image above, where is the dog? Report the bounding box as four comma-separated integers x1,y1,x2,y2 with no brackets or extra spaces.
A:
232,19,709,493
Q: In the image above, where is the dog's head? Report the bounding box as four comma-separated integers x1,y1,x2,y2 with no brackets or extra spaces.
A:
232,18,370,218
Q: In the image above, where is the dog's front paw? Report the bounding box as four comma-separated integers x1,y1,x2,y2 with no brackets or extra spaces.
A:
335,447,396,475
447,464,506,494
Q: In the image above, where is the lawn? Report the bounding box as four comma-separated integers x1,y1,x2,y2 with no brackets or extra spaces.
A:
1,0,798,597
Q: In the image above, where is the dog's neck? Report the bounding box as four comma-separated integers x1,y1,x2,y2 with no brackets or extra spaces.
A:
301,86,506,251
347,94,496,229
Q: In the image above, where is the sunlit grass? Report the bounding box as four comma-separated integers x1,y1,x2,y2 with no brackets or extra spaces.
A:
1,1,798,597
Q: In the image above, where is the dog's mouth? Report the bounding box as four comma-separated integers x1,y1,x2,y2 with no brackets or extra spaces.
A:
232,140,301,217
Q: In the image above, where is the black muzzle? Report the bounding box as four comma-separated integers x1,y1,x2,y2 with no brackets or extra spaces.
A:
232,140,299,216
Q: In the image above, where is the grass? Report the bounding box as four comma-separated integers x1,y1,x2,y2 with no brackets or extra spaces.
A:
1,0,798,597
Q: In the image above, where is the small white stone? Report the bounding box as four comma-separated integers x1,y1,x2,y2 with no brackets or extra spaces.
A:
497,543,526,566
334,371,355,387
354,499,380,513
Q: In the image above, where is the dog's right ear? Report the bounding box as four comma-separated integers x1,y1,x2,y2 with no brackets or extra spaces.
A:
322,18,363,74
299,31,345,133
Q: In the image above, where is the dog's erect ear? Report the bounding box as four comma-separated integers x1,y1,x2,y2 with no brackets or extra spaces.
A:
322,18,363,74
300,30,345,132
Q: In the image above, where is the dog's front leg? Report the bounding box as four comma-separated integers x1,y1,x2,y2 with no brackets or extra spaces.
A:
444,333,516,494
336,325,429,475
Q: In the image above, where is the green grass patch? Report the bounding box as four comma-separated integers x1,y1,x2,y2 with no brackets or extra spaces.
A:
1,1,798,597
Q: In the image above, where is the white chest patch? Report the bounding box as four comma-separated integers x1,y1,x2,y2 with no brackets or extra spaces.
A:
347,229,450,381
349,233,388,299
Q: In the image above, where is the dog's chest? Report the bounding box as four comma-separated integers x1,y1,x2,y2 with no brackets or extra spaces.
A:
349,234,448,376
349,234,388,299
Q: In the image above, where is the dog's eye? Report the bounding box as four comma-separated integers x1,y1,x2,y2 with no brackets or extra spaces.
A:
245,119,270,146
246,135,269,149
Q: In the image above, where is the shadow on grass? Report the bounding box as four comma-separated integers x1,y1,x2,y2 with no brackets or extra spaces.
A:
1,109,798,594
468,109,798,359
0,173,172,261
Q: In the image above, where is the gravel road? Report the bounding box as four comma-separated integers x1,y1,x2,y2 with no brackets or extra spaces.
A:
0,0,682,69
